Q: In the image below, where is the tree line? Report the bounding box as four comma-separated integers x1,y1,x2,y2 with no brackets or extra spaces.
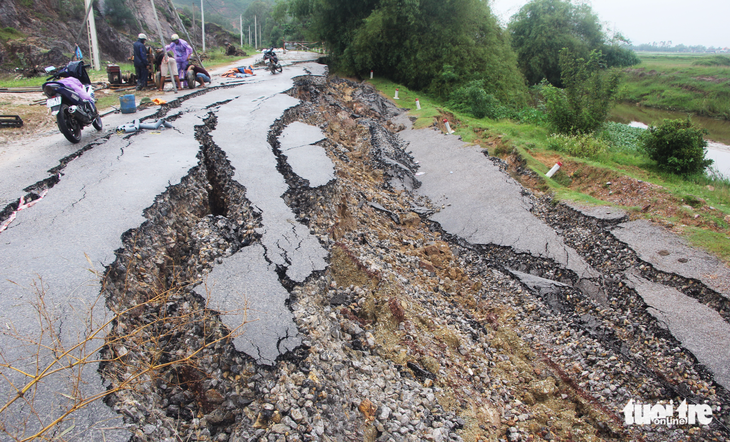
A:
630,43,729,53
274,0,708,176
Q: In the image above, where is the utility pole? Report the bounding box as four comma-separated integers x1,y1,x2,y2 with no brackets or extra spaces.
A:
150,0,176,92
201,0,206,52
248,26,251,48
150,0,166,50
254,16,257,49
240,15,243,47
84,0,100,70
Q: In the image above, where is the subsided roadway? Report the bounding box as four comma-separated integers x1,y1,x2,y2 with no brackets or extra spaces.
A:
396,115,730,393
1,51,728,440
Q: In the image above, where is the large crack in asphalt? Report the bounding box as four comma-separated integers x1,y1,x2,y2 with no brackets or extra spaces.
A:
534,199,730,323
98,109,271,439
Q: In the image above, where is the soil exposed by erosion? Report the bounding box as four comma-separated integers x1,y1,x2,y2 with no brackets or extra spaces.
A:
97,74,729,441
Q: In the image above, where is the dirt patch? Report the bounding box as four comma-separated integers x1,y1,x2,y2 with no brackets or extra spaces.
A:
514,153,730,235
0,92,56,144
693,76,727,84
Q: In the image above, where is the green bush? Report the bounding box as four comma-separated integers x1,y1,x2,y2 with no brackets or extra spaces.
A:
449,80,509,119
515,107,548,125
0,27,25,43
643,118,713,176
546,133,609,158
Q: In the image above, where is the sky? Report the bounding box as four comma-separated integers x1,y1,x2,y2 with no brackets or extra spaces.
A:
490,0,729,48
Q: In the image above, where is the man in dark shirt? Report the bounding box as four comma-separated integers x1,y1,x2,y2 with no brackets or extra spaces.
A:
133,33,148,90
186,63,211,88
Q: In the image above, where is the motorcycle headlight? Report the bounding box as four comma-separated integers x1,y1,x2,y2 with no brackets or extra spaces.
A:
43,83,59,98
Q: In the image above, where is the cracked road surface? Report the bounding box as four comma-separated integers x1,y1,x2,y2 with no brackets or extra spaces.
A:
400,127,597,281
2,53,729,441
194,68,329,364
399,122,730,394
0,55,323,440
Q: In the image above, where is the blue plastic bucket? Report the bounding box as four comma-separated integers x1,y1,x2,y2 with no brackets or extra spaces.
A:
119,94,136,114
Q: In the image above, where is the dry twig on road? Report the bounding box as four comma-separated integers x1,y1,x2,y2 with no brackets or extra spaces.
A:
0,269,248,441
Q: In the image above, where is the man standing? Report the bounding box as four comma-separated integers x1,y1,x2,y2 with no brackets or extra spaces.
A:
157,50,181,92
165,34,193,85
133,33,148,90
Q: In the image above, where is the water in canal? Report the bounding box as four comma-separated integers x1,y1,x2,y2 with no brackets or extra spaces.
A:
611,103,730,179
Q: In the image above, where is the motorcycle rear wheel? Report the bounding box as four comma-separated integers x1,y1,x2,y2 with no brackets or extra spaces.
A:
57,103,82,143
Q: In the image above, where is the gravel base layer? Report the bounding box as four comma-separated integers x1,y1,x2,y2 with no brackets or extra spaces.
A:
97,73,729,442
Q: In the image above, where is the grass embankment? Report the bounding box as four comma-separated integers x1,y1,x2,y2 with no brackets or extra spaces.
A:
620,53,730,120
368,77,730,263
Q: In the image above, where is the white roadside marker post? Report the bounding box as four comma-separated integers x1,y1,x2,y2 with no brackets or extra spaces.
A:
444,119,454,134
546,162,563,178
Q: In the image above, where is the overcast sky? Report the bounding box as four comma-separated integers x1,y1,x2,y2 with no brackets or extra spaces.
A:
490,0,729,48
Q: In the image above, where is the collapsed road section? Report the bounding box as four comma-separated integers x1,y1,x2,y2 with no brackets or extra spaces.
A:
98,72,729,441
2,65,729,442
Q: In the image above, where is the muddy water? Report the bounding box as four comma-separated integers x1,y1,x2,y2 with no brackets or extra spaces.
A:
615,104,730,179
610,103,730,144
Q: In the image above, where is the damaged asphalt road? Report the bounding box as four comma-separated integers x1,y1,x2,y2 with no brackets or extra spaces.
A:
0,59,330,440
0,57,729,442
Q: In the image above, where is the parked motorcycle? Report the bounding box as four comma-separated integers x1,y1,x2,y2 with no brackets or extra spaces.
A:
263,48,283,74
42,61,102,143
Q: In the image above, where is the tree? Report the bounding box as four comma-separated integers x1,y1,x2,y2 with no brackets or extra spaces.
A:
542,49,621,134
291,0,379,65
508,0,638,86
243,1,274,47
269,0,309,45
296,0,527,106
643,118,713,176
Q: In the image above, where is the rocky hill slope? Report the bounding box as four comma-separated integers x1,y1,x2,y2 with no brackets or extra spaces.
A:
0,0,233,72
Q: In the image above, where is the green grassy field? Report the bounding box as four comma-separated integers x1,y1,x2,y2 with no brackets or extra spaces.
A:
620,53,730,120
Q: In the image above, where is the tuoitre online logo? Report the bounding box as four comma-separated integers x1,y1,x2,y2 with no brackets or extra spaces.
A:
623,399,717,426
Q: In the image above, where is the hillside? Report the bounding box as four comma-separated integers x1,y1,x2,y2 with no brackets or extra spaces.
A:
0,0,236,73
